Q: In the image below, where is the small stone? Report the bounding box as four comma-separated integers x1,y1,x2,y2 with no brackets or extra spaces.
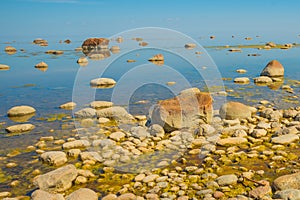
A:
274,189,300,200
35,62,48,69
6,124,35,133
90,101,113,109
217,137,248,146
271,134,299,145
66,188,98,200
236,69,247,73
31,190,64,200
90,78,116,88
254,76,273,84
234,77,250,84
63,140,91,149
41,151,67,166
0,64,10,70
7,106,36,117
102,194,118,200
6,162,17,168
142,174,159,183
59,102,76,110
109,131,125,141
117,193,136,200
75,176,87,184
251,129,267,138
216,174,238,186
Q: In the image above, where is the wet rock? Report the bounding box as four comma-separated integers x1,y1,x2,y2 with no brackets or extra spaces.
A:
5,46,17,53
74,108,96,118
45,50,64,55
77,57,88,64
274,172,300,190
234,77,250,84
82,38,109,54
236,69,247,73
90,78,116,88
254,76,273,84
127,59,136,63
7,105,36,117
139,41,148,46
217,137,247,146
96,106,135,124
274,189,300,200
0,64,10,70
228,48,242,52
5,123,35,133
148,54,164,61
63,140,91,149
64,39,71,44
33,164,77,192
66,188,98,200
184,43,197,49
271,134,299,144
260,60,284,77
31,189,64,200
150,91,213,131
35,62,48,69
219,101,254,120
216,174,238,186
59,102,76,110
90,101,113,109
33,38,48,46
41,151,67,166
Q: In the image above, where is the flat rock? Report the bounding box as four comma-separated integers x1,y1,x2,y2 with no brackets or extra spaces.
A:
0,64,10,70
66,188,98,200
63,140,91,149
274,172,300,190
109,131,125,141
248,180,271,199
74,108,96,118
234,77,250,84
33,164,78,192
59,102,76,110
254,76,273,84
90,101,113,109
274,189,300,200
41,151,67,166
216,174,238,186
143,174,159,183
31,189,65,200
90,78,116,87
6,124,35,133
7,106,36,117
271,134,299,144
217,137,248,146
260,60,284,77
219,101,253,120
80,151,104,162
96,106,135,124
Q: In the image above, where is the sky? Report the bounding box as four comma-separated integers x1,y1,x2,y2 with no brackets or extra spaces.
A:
0,0,300,39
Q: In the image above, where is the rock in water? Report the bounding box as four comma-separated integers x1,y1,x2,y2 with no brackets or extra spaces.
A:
40,151,67,166
81,38,109,55
5,124,35,133
90,78,116,88
260,60,284,77
219,101,254,120
273,172,300,190
33,164,78,192
35,62,48,69
31,189,64,200
96,106,135,124
7,106,36,117
148,54,164,61
66,188,98,200
150,90,213,132
0,64,10,70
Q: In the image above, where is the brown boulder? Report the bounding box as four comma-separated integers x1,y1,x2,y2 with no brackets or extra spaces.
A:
82,38,109,55
260,60,284,77
150,91,213,132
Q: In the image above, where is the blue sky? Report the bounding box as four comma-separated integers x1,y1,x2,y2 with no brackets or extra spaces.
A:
0,0,299,38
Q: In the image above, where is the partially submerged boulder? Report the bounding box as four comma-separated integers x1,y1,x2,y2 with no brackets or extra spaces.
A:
150,90,213,132
260,60,284,77
82,38,109,55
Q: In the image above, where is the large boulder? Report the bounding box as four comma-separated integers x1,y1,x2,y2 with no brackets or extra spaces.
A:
82,38,109,55
7,106,36,117
260,60,284,77
33,164,78,192
150,90,213,132
273,172,300,190
66,188,98,200
96,106,135,124
219,101,255,120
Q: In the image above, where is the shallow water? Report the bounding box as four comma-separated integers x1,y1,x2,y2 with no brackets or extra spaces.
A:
0,33,300,196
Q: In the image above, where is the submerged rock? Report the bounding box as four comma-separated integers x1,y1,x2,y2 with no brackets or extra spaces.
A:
5,124,35,133
90,101,113,109
63,140,91,149
260,60,284,77
33,164,78,192
74,108,96,118
219,101,255,120
77,57,88,65
254,76,273,84
184,43,197,49
150,90,213,131
59,102,76,110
